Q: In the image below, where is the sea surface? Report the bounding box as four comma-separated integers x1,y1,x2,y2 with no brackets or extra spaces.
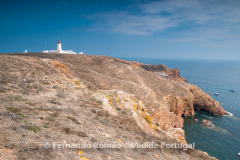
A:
119,57,240,160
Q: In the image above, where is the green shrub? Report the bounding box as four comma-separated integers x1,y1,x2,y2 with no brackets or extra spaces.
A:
122,111,127,116
96,100,103,105
16,113,28,118
25,102,35,106
67,116,80,124
13,95,22,101
43,123,49,128
90,98,103,105
6,107,20,113
27,123,41,132
144,117,151,124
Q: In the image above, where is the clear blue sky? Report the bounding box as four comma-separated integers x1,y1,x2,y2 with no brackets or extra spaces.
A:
1,0,240,60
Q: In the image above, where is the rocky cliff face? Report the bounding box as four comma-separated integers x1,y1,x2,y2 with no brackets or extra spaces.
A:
136,63,187,82
0,53,225,159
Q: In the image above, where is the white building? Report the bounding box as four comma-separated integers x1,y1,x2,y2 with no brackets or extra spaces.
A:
42,50,48,53
42,39,79,54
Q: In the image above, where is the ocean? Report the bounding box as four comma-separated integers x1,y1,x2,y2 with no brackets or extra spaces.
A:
119,57,240,160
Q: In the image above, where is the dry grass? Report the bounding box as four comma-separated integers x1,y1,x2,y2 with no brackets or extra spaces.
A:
0,54,217,160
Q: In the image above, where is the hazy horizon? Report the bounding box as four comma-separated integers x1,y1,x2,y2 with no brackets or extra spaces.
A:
1,0,240,60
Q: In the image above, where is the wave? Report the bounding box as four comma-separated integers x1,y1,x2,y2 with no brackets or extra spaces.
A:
214,126,229,134
224,111,233,116
201,115,213,119
209,121,214,128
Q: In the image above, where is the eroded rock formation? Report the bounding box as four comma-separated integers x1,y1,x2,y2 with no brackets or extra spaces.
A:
202,119,213,128
139,63,188,82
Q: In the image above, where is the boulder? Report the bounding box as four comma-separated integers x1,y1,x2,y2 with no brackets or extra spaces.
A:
201,119,213,128
194,119,198,122
202,119,208,124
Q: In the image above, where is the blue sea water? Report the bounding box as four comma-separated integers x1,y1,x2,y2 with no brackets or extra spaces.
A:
119,57,240,160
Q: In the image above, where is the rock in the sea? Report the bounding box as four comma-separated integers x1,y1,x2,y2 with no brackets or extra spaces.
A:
202,119,208,124
194,119,198,122
201,119,213,128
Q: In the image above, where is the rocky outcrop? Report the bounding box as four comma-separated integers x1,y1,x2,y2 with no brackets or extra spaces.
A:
189,85,228,115
112,59,188,82
167,68,188,82
140,63,169,72
202,119,213,128
165,128,187,144
139,63,188,82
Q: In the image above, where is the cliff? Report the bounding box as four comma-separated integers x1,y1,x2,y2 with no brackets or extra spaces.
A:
0,53,225,159
137,63,188,82
110,59,188,82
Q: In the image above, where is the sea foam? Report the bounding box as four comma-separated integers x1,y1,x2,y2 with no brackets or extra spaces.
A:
201,115,213,119
224,111,233,116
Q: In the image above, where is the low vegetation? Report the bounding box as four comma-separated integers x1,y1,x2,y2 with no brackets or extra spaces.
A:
26,122,41,132
0,54,218,160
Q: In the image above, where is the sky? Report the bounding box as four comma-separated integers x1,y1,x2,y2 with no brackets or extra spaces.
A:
1,0,240,60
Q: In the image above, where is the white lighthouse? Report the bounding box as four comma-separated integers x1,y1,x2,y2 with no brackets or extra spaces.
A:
44,39,79,54
57,39,61,50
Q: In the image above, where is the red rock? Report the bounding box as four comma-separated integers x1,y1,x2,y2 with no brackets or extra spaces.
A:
202,119,213,127
205,122,212,126
194,119,198,122
202,119,208,124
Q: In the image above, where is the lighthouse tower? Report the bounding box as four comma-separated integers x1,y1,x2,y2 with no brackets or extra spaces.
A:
57,39,61,50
